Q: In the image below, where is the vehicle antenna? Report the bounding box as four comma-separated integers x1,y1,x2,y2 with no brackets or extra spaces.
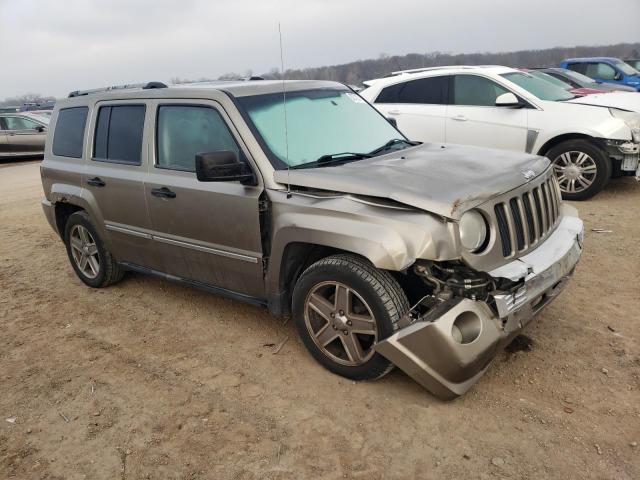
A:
278,22,291,199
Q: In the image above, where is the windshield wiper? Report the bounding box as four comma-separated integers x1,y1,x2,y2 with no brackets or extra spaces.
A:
291,152,372,169
368,138,418,156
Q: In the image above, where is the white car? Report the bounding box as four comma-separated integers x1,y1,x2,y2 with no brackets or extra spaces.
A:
360,66,640,200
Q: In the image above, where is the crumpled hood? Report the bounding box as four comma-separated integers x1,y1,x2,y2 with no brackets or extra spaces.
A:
273,143,550,220
568,91,640,113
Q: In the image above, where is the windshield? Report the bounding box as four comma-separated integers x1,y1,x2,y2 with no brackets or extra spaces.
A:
236,87,404,169
614,60,640,76
501,72,575,101
528,71,573,91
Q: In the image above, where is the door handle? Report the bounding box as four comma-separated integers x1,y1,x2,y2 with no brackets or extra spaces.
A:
387,109,401,115
451,114,468,122
87,177,106,187
151,186,177,199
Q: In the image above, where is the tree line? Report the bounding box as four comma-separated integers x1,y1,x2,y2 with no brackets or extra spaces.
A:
3,42,639,105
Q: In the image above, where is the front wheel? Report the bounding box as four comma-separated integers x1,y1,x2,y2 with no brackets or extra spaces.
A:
547,140,611,200
292,254,409,381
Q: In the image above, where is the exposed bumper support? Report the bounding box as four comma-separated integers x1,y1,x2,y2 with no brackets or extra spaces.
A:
375,207,584,400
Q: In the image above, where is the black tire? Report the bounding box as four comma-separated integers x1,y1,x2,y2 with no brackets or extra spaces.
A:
292,254,409,381
546,139,612,201
63,211,124,288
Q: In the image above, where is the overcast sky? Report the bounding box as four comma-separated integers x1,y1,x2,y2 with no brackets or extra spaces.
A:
1,0,639,98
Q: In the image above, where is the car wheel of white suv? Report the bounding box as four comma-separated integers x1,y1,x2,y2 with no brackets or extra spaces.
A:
547,140,611,201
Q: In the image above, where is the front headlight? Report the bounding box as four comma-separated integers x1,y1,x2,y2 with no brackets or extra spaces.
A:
459,210,488,252
609,108,640,142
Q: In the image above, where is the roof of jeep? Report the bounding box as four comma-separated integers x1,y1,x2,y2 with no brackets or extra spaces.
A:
60,80,345,105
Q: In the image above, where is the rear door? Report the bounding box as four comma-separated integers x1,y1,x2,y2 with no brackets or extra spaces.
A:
445,74,528,152
144,100,265,298
2,115,47,155
372,76,447,143
83,101,158,268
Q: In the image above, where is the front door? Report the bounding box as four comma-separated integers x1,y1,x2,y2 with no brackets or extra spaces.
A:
445,74,528,152
145,100,265,299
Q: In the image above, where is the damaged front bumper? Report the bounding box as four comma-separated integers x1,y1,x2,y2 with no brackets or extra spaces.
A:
375,206,584,400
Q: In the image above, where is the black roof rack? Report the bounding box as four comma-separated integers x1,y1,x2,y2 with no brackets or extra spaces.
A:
68,81,168,98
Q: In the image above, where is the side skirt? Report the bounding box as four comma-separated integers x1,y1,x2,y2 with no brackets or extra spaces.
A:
118,262,268,308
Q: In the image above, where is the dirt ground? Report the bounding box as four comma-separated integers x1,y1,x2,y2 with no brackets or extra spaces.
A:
0,159,638,480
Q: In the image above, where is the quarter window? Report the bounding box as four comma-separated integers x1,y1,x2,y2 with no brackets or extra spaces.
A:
452,75,510,107
52,107,88,158
93,105,145,164
156,105,239,172
375,76,448,104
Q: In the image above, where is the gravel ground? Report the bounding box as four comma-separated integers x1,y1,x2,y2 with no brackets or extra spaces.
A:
1,160,639,479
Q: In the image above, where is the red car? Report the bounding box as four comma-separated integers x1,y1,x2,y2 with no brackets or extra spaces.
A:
521,69,605,96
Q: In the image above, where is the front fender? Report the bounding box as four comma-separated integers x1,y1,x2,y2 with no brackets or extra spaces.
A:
265,190,460,293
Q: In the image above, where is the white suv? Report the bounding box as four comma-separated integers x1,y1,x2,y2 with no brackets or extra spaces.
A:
360,66,640,200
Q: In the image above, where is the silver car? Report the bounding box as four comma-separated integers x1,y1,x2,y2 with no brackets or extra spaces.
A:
0,112,48,158
40,80,584,399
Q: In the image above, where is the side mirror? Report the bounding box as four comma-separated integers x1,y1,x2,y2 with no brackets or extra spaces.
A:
35,125,46,132
386,117,398,128
614,72,622,81
195,151,255,184
495,92,521,108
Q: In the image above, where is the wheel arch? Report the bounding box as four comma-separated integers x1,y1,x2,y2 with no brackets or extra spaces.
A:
536,133,599,157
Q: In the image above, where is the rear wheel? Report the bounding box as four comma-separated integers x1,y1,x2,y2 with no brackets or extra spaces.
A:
547,139,611,200
292,254,409,381
63,211,124,288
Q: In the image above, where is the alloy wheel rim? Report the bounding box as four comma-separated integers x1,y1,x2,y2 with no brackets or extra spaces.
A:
552,151,597,194
304,281,378,366
70,225,100,279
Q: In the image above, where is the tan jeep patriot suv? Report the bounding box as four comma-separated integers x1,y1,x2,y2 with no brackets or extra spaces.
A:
40,80,584,399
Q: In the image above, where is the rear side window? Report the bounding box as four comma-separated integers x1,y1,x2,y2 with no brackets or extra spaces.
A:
94,105,145,164
156,105,239,172
566,63,587,75
52,107,88,158
452,75,510,107
375,76,448,104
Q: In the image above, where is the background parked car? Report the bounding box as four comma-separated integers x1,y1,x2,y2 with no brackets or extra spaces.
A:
360,66,640,200
0,106,20,114
536,67,637,93
560,57,640,91
0,112,49,159
522,69,603,96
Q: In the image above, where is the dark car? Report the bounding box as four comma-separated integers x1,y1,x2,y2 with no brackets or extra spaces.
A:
0,112,49,159
538,67,637,93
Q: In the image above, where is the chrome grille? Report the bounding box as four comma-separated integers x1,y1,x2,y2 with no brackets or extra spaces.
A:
494,175,561,258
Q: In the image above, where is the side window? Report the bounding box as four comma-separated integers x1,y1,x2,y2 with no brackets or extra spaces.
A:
591,63,617,80
93,105,145,164
52,107,88,158
452,75,510,107
3,116,41,130
156,105,240,172
375,76,447,104
566,63,587,75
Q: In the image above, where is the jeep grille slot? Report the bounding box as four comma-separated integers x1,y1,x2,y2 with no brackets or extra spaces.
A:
494,174,561,258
